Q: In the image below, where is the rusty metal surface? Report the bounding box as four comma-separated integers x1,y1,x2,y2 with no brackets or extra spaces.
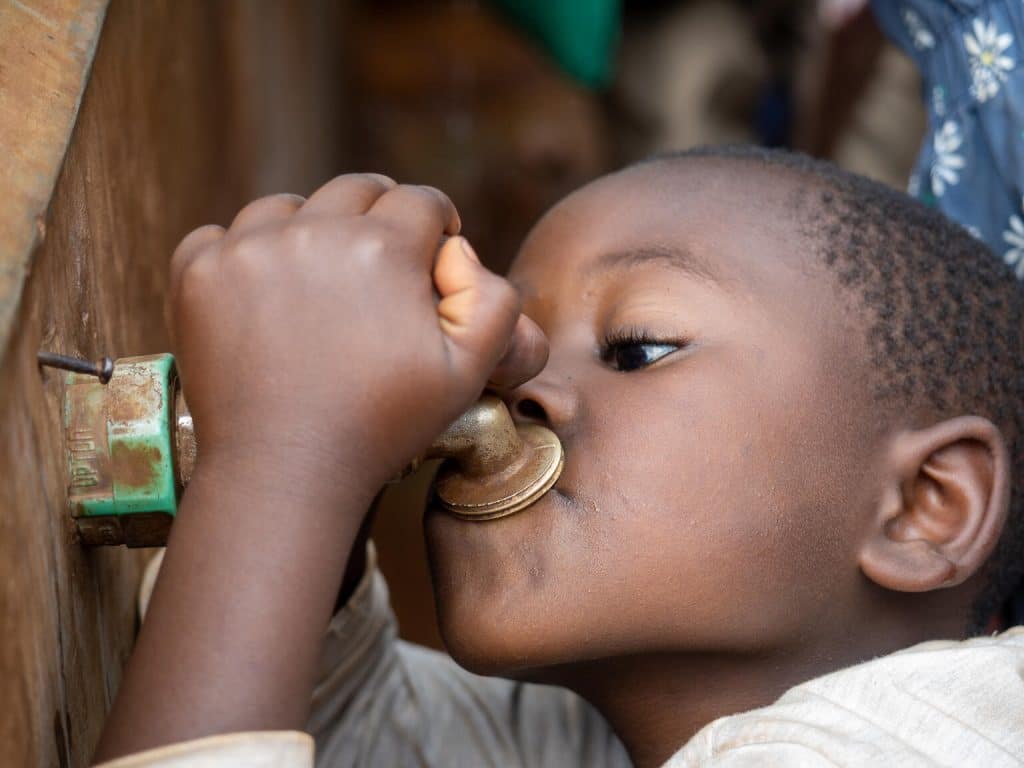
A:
38,351,114,382
65,372,114,515
77,513,172,548
0,0,109,372
64,356,178,532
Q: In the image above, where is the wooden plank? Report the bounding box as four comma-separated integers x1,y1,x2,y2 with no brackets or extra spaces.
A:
0,2,347,765
0,0,109,371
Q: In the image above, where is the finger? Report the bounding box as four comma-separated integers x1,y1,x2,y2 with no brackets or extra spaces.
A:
166,225,222,350
434,237,520,379
228,193,305,237
299,173,396,217
366,184,461,248
488,314,549,389
169,224,224,303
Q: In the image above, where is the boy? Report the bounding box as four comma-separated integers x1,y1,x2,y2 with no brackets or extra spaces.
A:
94,147,1024,767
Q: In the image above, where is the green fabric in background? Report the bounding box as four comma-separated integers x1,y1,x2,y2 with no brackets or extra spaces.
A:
491,0,621,88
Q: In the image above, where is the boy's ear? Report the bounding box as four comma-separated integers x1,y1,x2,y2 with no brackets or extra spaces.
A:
859,416,1011,593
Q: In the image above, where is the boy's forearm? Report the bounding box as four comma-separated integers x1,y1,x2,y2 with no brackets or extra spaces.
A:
93,449,377,763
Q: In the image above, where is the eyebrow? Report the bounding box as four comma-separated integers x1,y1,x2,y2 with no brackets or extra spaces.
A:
583,244,720,285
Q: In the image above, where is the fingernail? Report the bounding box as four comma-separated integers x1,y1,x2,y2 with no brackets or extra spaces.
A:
459,237,480,264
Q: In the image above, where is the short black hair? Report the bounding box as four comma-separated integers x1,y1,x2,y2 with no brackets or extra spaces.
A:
642,145,1024,632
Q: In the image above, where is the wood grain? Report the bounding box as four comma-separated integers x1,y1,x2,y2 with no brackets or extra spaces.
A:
0,2,345,765
0,0,108,371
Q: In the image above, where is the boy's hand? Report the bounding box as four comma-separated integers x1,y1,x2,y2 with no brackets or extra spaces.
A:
167,174,544,496
97,174,551,762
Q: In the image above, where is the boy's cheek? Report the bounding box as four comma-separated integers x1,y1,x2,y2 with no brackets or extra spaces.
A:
423,357,872,670
423,492,645,673
422,469,831,673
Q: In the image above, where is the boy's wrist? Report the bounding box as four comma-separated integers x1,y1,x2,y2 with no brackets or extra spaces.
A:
189,438,382,519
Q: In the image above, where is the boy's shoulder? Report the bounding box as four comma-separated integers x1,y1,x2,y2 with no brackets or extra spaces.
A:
666,628,1024,767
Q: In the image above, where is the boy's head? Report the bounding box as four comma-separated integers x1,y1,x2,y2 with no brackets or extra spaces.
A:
423,146,1024,682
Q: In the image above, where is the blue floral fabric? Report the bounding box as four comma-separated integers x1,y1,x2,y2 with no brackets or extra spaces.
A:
872,0,1024,279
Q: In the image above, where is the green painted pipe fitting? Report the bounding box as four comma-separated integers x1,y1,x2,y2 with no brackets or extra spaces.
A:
64,354,187,547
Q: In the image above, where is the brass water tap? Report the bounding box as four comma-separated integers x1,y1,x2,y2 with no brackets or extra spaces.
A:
424,395,563,520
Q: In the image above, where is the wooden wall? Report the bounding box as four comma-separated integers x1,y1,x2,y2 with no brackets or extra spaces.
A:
0,2,345,765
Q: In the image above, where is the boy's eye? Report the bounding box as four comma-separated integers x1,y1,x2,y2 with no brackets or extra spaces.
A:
600,329,682,372
605,343,678,371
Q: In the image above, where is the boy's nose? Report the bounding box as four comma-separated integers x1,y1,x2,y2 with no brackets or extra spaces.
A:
500,374,579,434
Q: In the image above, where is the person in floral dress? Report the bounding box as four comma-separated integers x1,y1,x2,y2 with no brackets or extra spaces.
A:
872,1,1024,278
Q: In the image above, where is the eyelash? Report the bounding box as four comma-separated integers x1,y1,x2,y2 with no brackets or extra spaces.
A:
599,325,687,371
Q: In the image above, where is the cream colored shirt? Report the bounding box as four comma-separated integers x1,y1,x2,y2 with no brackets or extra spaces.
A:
100,547,1024,767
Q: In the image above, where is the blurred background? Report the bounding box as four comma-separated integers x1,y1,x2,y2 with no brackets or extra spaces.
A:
220,0,926,269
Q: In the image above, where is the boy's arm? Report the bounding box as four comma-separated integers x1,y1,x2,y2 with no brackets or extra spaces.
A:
93,174,544,762
93,438,375,761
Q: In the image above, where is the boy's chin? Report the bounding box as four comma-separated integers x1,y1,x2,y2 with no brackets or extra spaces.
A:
435,611,536,678
423,499,588,678
432,590,583,681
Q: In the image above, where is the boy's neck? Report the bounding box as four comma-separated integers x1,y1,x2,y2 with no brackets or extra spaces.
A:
562,652,806,768
527,590,971,767
543,640,903,768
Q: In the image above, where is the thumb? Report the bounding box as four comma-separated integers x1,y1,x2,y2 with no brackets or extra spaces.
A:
434,236,521,385
489,313,549,389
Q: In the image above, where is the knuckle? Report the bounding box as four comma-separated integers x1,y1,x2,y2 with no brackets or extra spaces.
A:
236,197,269,220
177,254,215,305
319,172,394,195
269,192,305,206
358,172,397,188
349,227,391,269
169,247,189,274
410,183,444,199
223,234,266,270
172,225,220,263
235,193,302,222
409,184,451,214
282,218,318,254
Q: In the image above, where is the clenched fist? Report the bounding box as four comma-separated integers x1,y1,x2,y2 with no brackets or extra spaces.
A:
166,173,547,498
